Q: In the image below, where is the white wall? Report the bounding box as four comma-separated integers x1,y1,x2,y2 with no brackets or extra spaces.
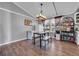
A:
0,8,35,44
0,3,37,45
0,2,40,45
11,13,26,41
0,10,5,44
38,24,44,32
0,9,11,44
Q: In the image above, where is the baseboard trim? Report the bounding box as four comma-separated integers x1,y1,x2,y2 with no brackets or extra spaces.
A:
0,38,27,46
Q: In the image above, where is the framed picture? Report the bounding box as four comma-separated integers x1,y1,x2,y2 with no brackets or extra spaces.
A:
24,18,32,26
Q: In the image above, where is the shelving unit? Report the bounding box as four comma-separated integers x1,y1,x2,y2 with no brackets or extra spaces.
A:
55,16,62,40
60,17,75,43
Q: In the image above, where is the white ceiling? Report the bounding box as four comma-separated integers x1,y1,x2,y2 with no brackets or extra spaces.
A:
14,2,79,19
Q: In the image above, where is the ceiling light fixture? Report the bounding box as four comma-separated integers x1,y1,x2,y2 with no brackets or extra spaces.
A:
36,3,47,23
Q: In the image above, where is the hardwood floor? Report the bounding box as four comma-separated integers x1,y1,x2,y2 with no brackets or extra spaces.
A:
0,39,79,56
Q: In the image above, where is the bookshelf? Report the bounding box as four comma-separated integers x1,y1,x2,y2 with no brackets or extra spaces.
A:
60,17,75,43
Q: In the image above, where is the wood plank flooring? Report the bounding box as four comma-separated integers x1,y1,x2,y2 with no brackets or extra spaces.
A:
0,39,79,56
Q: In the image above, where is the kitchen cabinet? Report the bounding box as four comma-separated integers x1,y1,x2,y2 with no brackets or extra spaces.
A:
75,31,79,45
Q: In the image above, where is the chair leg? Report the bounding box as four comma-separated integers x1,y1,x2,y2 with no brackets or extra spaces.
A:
48,39,49,43
45,41,46,48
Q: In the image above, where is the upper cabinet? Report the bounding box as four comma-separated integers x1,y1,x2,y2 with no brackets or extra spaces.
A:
74,12,79,24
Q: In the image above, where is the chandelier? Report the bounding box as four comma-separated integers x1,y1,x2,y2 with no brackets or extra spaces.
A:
36,3,47,23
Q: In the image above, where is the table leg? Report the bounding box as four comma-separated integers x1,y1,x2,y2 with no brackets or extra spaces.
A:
40,35,42,48
33,34,35,45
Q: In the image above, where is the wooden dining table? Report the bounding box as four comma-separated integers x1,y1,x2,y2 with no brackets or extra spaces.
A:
33,32,46,48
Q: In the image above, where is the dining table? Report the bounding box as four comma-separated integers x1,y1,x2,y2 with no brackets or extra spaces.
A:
33,32,47,48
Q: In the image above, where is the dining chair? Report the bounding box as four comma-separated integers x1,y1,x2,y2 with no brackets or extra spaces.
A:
41,32,50,48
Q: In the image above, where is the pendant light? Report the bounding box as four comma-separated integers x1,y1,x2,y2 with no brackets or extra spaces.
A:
36,3,47,23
